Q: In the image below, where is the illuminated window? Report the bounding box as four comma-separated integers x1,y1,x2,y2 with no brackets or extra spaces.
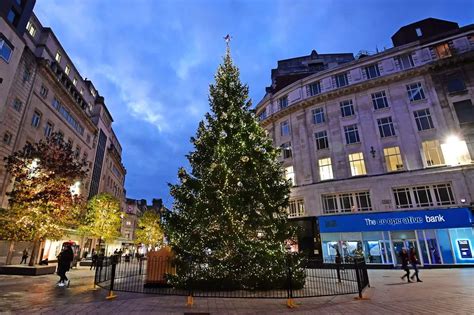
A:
288,199,305,218
406,82,426,102
126,221,132,226
26,21,37,37
55,51,62,63
440,136,471,166
340,99,355,117
422,140,445,167
315,131,329,150
307,81,321,96
285,166,295,186
65,65,70,75
383,146,403,171
377,117,396,138
312,107,325,124
80,88,84,95
278,95,288,109
414,109,434,131
280,120,290,136
371,91,389,110
344,124,360,144
90,87,96,97
318,157,333,181
435,43,451,59
348,152,366,176
73,77,77,86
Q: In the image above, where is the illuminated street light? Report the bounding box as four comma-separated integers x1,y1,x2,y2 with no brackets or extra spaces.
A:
69,181,81,196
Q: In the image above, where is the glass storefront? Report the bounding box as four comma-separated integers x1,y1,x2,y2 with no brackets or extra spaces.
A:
318,208,474,266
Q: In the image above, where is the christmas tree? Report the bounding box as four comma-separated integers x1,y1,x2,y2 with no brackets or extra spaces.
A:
166,42,304,290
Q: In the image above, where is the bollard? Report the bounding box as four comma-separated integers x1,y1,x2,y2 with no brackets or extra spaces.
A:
106,255,118,300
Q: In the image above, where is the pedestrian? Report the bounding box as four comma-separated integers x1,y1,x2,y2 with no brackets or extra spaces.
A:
409,248,422,282
90,250,98,270
57,245,74,287
399,248,411,283
97,249,105,272
20,249,29,264
335,248,342,283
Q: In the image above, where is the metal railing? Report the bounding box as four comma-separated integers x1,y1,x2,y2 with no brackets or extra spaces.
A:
94,254,369,301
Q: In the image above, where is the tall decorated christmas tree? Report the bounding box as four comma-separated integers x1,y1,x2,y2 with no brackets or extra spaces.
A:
166,41,304,290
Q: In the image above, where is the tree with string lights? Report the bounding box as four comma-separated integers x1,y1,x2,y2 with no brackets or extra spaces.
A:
135,210,164,250
2,132,87,265
165,38,304,289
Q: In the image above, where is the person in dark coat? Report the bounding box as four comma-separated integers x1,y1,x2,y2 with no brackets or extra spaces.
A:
57,245,74,287
399,248,411,283
90,250,98,270
409,248,422,282
20,249,29,264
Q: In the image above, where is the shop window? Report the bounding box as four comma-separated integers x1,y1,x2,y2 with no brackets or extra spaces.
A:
383,146,404,171
288,199,305,218
413,186,434,207
348,152,366,176
322,191,372,214
280,142,292,159
422,140,445,167
433,183,455,206
393,187,413,208
285,166,295,186
318,157,333,181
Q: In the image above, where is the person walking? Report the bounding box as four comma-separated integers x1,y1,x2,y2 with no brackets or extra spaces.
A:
57,245,74,287
400,248,411,283
20,249,29,264
409,248,422,282
90,250,98,270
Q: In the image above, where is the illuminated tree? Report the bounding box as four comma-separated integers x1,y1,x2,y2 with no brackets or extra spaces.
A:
81,193,121,247
135,210,164,250
165,46,302,289
4,132,87,265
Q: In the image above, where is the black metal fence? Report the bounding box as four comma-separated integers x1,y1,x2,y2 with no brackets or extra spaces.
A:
94,254,369,300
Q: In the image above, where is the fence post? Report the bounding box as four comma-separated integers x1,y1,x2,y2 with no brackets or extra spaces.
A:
186,258,194,307
139,256,143,275
286,254,296,308
106,255,118,300
354,258,363,299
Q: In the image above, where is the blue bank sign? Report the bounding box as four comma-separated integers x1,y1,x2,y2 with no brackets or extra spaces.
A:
319,208,473,233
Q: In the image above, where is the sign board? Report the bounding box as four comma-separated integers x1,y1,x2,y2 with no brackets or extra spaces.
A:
319,208,473,233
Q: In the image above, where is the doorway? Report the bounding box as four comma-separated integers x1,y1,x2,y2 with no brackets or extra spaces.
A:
392,239,420,265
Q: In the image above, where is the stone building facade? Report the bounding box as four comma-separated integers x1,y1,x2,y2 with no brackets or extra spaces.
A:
256,18,474,266
0,6,127,262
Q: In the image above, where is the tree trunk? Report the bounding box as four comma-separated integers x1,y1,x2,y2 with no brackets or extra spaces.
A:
5,240,15,265
28,239,40,266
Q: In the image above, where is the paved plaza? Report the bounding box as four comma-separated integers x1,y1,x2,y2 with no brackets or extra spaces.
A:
0,266,473,314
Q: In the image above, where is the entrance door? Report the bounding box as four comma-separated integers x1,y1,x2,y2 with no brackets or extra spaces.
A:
392,239,419,265
379,241,393,264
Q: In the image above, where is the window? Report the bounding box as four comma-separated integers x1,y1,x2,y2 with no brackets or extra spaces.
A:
12,98,22,112
371,91,389,110
396,54,414,70
435,43,451,59
406,82,426,102
0,37,13,62
40,85,48,98
393,187,413,209
26,21,36,37
413,186,434,207
364,64,380,79
285,166,295,186
281,142,292,159
340,99,355,117
288,199,305,218
75,146,81,159
44,122,53,137
415,28,422,37
258,109,267,121
3,131,12,145
377,117,396,138
447,78,466,93
23,68,31,82
414,109,434,131
90,87,96,97
278,96,288,109
65,65,70,75
383,146,403,171
433,183,455,205
55,51,62,63
7,9,17,24
315,131,329,150
73,77,77,86
335,73,349,88
322,191,373,214
348,152,366,176
51,97,85,135
312,107,325,124
86,134,91,144
318,157,333,181
80,88,84,95
453,100,474,124
344,124,360,144
306,82,321,96
126,221,132,226
422,140,445,166
31,111,41,128
280,120,290,136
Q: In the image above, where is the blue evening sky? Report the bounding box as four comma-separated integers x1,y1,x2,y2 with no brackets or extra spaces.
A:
34,0,473,206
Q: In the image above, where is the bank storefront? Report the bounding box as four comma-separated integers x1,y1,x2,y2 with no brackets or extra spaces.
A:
318,207,474,266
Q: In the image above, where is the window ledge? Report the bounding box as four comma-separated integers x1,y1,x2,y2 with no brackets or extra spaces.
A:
410,98,428,105
448,90,468,96
373,107,391,113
